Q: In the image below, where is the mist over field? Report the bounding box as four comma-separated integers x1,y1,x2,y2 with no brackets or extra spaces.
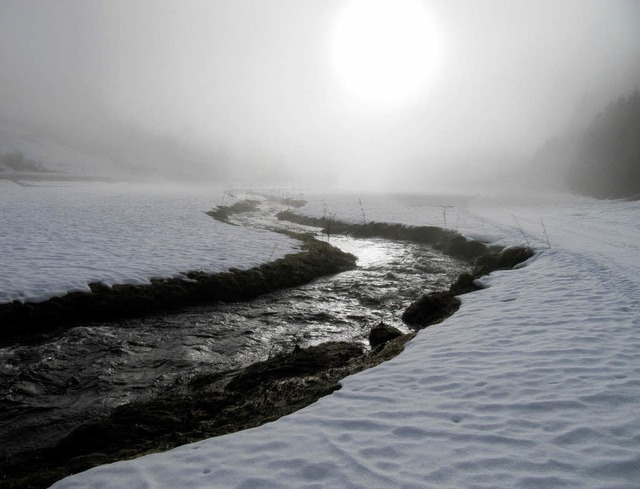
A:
1,0,639,190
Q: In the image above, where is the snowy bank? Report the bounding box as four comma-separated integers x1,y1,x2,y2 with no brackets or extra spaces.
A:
51,193,640,489
0,181,297,304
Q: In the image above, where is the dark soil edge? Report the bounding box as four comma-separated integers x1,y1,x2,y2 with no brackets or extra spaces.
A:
205,199,261,224
276,210,534,329
402,246,535,329
0,337,414,489
277,210,498,261
0,232,356,345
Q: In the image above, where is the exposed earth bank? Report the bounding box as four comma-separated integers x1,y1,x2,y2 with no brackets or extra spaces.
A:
0,232,356,345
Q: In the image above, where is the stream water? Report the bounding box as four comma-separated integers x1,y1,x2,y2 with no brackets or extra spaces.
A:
0,218,467,456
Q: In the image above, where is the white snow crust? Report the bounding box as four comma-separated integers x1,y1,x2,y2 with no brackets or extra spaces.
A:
50,191,640,488
0,181,297,303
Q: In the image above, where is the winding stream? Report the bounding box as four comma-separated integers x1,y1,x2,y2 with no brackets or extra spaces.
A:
0,216,467,456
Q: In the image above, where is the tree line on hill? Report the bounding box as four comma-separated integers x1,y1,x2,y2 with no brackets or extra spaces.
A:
531,87,640,199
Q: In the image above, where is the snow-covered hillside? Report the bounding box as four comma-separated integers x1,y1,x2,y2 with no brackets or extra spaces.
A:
0,125,117,179
51,192,640,489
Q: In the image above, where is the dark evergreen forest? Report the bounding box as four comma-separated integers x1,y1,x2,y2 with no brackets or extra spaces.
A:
530,88,640,199
569,88,640,198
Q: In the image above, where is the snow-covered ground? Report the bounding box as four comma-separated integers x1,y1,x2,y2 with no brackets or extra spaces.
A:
0,181,297,303
50,190,640,489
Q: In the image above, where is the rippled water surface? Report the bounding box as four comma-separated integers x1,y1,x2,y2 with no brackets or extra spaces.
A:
0,229,466,455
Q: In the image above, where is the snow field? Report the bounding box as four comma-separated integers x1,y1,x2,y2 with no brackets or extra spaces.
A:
0,181,298,303
51,191,640,488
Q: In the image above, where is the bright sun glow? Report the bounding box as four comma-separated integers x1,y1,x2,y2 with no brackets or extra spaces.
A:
330,0,440,107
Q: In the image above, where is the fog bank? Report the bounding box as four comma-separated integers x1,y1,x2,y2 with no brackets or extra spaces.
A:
1,0,639,189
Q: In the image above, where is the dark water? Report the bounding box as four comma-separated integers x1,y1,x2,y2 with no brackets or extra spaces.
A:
0,231,466,456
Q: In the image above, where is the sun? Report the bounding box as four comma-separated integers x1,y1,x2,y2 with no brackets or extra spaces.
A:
329,0,440,107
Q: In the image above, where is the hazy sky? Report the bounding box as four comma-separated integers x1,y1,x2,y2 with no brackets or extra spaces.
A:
1,0,639,188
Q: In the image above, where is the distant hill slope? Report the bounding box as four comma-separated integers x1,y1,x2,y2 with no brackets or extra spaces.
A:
0,150,52,173
0,125,120,182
